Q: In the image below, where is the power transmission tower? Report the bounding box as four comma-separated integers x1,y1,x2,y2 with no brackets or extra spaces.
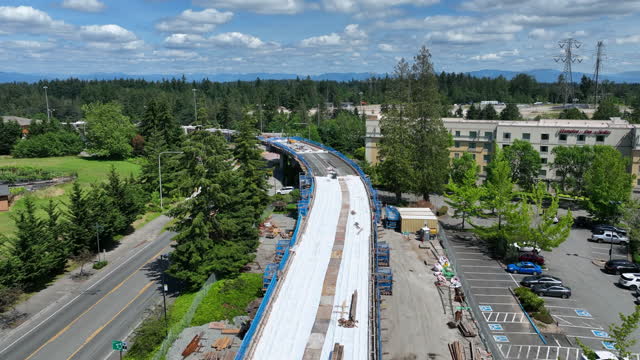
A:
592,40,605,107
554,38,583,106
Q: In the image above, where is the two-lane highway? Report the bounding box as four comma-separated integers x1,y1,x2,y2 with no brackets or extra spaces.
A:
0,231,175,360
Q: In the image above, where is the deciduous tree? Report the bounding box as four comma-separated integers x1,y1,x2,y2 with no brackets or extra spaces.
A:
84,102,136,159
503,139,541,191
446,165,484,229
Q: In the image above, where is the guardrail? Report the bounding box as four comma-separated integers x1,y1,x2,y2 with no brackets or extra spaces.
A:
236,137,382,359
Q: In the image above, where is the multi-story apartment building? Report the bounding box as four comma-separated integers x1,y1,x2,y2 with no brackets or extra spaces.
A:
365,116,640,190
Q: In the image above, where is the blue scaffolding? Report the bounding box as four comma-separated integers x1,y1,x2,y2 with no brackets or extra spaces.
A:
376,267,393,295
376,241,390,267
263,263,278,291
275,239,290,262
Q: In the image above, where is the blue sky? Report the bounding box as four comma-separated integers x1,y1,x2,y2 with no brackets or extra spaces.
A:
0,0,639,75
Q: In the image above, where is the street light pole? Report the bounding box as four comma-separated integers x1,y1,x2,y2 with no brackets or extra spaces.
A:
192,89,198,125
158,151,184,210
43,86,50,122
160,254,169,335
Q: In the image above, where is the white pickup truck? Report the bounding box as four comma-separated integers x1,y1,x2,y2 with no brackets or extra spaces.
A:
591,231,629,245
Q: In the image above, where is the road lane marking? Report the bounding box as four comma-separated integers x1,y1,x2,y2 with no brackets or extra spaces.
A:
0,236,164,356
66,281,154,360
22,245,169,360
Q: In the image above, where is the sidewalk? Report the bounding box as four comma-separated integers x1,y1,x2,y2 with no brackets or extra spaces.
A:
0,215,172,340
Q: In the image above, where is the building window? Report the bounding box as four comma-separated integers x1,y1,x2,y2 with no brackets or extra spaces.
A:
541,133,549,141
455,130,461,137
577,134,586,142
483,143,492,150
503,132,511,140
503,144,510,149
484,155,491,162
472,154,476,160
540,146,548,153
637,178,640,186
556,170,562,177
596,135,605,143
470,131,477,138
541,158,548,164
484,131,493,139
559,134,567,142
454,141,460,147
522,133,531,140
539,169,547,176
469,142,476,149
454,153,460,159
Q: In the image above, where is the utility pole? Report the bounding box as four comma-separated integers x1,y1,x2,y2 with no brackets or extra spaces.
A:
160,254,169,335
43,86,50,122
192,88,198,125
158,151,184,210
259,101,263,133
317,103,320,127
95,224,103,262
554,38,583,106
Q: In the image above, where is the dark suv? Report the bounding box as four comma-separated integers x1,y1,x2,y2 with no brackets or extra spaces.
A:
604,259,640,275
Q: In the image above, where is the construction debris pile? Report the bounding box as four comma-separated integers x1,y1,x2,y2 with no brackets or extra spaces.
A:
168,318,247,360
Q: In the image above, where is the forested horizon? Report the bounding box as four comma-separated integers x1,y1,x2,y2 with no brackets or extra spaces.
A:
1,72,640,127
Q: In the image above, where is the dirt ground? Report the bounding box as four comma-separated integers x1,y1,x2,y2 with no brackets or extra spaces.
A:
248,212,297,273
380,228,466,360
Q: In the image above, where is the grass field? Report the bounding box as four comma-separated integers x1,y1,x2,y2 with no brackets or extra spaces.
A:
0,156,141,235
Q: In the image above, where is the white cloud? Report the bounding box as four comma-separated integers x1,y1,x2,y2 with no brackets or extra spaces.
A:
528,28,555,40
61,0,105,13
426,31,514,44
301,33,342,47
379,15,475,30
616,34,640,44
209,32,265,48
471,53,502,61
153,49,199,58
80,24,137,42
0,6,71,35
460,0,640,17
156,8,233,34
300,24,366,48
164,33,206,48
0,40,56,50
378,43,395,52
323,0,439,13
194,0,304,14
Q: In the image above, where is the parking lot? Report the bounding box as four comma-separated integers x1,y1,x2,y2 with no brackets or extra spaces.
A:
441,223,640,360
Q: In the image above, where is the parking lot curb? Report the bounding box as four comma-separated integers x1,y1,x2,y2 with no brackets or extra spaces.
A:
508,287,548,345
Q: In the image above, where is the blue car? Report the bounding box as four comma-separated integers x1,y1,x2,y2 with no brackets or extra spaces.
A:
506,262,542,275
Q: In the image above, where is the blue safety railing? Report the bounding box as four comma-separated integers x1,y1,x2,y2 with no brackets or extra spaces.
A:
236,137,383,359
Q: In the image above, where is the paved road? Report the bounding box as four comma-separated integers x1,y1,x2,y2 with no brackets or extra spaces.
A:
300,152,357,176
0,231,175,360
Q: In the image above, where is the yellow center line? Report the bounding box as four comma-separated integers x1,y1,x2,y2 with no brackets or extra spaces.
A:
23,245,169,360
65,281,155,360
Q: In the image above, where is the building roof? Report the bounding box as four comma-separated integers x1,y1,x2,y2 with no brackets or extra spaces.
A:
0,184,9,197
397,207,436,219
442,117,636,129
2,115,35,127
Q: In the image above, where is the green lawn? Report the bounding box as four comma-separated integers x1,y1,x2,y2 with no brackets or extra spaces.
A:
0,156,141,235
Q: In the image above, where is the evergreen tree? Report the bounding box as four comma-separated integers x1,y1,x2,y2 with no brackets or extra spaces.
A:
481,104,498,120
0,120,22,155
558,107,589,119
233,116,269,220
593,98,622,120
11,197,51,290
466,104,479,119
500,103,522,120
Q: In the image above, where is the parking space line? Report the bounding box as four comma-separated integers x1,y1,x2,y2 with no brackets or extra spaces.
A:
546,305,580,309
571,335,613,340
546,347,550,359
460,265,500,268
536,346,541,358
526,345,531,358
479,302,517,305
475,294,512,297
505,345,512,357
560,324,604,330
471,286,510,289
553,314,594,319
467,278,515,281
462,271,509,275
506,271,520,286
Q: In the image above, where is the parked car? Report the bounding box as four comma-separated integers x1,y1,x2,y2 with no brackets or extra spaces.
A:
510,243,542,253
521,275,562,287
593,224,627,236
518,252,545,265
531,283,572,298
604,260,640,275
276,186,295,195
506,262,543,275
590,231,629,245
618,273,640,290
581,350,629,360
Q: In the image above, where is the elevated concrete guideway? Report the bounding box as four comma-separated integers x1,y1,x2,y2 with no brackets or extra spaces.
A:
235,137,384,360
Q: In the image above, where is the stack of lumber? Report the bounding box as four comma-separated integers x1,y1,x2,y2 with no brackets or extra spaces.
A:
221,328,240,335
331,343,344,360
448,341,466,360
458,320,476,337
212,336,233,351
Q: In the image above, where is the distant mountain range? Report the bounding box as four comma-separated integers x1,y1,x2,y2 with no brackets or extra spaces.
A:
1,69,639,83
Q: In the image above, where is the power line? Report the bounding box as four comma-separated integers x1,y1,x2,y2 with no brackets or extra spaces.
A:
554,38,583,106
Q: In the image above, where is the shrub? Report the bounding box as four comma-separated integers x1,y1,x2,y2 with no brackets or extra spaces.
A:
634,253,640,264
0,166,64,183
514,287,545,313
533,308,554,324
9,187,26,196
92,261,108,270
125,307,166,360
289,189,301,203
12,131,84,158
437,206,449,216
190,273,262,326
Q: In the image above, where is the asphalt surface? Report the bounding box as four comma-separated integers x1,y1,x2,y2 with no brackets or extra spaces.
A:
299,152,357,177
0,231,175,360
441,217,640,360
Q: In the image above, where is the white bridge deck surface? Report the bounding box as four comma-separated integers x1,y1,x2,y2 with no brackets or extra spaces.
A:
249,175,371,360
